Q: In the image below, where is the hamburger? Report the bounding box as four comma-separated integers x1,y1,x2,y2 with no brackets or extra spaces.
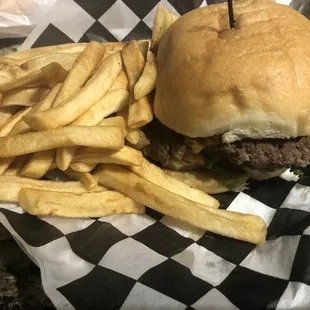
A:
142,0,310,191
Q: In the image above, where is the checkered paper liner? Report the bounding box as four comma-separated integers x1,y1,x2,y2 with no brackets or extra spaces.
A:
2,0,310,309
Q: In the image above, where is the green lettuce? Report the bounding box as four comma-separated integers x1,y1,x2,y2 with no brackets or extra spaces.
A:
205,157,249,192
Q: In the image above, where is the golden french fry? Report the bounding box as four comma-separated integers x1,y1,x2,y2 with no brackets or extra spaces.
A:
134,51,158,100
96,164,267,244
21,53,80,72
0,62,67,93
126,130,150,150
23,52,122,130
99,116,127,136
8,43,88,60
139,41,150,60
70,162,97,173
41,62,68,87
3,155,29,176
164,170,229,194
1,87,49,107
101,42,126,61
54,41,107,170
0,106,20,129
63,169,98,191
73,89,129,126
128,157,219,207
0,107,32,137
0,65,28,80
56,89,129,170
110,71,129,91
73,145,143,166
122,41,145,91
0,175,103,202
48,162,57,171
19,189,145,218
53,41,105,107
0,126,124,158
19,150,55,179
9,83,62,136
0,157,15,174
151,4,179,54
126,128,141,145
0,56,16,65
128,95,153,129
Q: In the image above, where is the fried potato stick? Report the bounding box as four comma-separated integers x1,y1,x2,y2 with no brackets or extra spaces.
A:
96,164,267,244
19,189,145,218
0,126,124,158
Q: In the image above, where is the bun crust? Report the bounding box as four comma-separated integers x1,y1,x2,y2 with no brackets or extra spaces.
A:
154,0,310,139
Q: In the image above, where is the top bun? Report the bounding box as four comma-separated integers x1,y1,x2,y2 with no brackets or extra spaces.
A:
154,0,310,142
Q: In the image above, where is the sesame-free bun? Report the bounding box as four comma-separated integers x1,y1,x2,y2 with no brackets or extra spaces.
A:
154,0,310,142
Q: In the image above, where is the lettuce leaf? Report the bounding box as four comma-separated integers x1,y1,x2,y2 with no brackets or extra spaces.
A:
205,157,249,192
290,168,304,178
291,166,310,179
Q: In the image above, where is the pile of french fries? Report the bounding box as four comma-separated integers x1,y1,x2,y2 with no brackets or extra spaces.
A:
0,5,267,244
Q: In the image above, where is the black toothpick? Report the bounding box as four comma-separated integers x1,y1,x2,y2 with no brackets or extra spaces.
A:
228,0,236,29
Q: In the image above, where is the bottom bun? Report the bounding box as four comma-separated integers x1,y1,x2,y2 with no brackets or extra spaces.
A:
244,168,287,180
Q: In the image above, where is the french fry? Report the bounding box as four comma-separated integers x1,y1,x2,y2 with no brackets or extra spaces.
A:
122,41,145,91
164,170,229,194
0,126,124,158
3,155,29,176
56,89,129,170
110,71,129,91
21,53,80,72
63,169,98,191
151,4,179,54
0,56,16,65
23,52,122,130
0,175,103,202
0,65,28,80
0,62,67,92
19,189,145,218
1,87,49,107
72,89,129,126
127,95,153,128
126,130,150,150
0,157,15,174
101,42,126,61
52,41,105,107
73,146,143,166
54,42,107,171
0,107,32,137
9,83,62,136
70,162,97,173
139,41,150,60
128,157,219,207
126,128,142,145
49,162,57,171
96,164,267,244
41,62,68,87
99,116,127,136
8,43,88,60
19,150,55,179
134,51,158,100
0,106,20,129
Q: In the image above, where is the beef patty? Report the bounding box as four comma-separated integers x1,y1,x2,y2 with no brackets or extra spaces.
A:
142,119,188,165
142,120,310,171
215,136,310,170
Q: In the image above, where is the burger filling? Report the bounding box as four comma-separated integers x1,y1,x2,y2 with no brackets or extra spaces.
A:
142,120,309,191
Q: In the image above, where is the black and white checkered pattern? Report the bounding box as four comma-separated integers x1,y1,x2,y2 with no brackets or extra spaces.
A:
2,180,310,309
2,0,309,309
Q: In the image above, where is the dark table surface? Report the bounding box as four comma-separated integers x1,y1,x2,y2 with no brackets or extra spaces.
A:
0,223,55,309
